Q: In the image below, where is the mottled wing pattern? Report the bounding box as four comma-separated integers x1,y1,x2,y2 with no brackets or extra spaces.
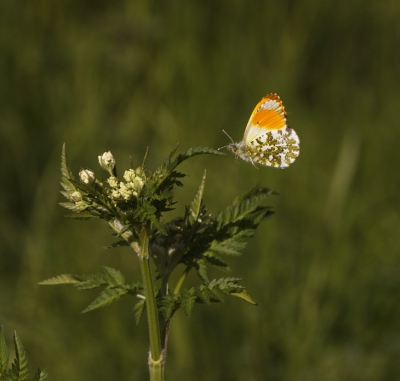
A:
227,94,300,169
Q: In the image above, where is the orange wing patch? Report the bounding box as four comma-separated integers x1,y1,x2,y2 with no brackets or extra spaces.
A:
251,108,286,130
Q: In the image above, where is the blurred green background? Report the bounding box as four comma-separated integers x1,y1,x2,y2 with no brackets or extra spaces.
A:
1,0,400,380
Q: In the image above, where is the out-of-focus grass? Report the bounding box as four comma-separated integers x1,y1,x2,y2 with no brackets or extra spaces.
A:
1,1,400,380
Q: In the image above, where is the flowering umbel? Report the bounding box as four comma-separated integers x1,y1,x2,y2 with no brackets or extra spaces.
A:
60,149,150,226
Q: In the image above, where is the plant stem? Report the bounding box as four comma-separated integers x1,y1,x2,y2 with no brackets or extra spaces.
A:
173,266,191,295
138,227,165,381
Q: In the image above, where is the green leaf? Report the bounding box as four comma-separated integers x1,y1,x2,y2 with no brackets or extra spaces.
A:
189,170,206,223
61,143,75,181
82,287,129,313
38,274,82,285
62,212,98,219
159,294,180,319
181,289,197,317
217,185,273,228
149,215,167,235
9,331,29,381
103,266,125,286
31,368,48,381
231,290,257,305
103,240,129,249
59,202,77,211
197,285,214,304
134,299,146,325
193,259,209,283
206,237,247,256
203,254,231,272
0,326,9,376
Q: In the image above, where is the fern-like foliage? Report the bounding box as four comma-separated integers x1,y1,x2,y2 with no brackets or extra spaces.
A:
0,326,47,381
150,184,274,283
158,278,257,319
40,267,144,313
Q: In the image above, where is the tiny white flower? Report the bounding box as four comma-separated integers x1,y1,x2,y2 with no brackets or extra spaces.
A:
120,190,132,201
123,169,136,183
111,189,122,200
107,176,119,188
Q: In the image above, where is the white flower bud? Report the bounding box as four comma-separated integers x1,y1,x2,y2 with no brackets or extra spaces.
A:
132,176,144,192
98,151,116,175
79,169,95,185
75,200,89,211
70,191,83,202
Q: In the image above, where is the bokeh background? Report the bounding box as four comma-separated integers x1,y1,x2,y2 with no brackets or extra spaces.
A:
1,1,400,380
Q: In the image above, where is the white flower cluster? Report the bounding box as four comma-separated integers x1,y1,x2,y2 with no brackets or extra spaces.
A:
68,152,146,212
108,168,145,201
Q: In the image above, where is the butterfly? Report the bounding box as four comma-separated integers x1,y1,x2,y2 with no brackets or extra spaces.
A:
222,93,300,168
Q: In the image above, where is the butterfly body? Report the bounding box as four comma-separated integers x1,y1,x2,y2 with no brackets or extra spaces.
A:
226,94,300,168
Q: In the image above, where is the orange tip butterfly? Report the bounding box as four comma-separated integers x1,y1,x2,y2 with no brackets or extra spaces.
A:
222,93,300,168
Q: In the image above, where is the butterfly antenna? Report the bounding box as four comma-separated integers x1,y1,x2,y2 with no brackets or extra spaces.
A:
218,130,234,151
222,129,234,143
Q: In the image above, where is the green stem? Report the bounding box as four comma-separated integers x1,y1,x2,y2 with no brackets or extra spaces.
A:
173,267,191,295
109,219,166,380
138,227,165,381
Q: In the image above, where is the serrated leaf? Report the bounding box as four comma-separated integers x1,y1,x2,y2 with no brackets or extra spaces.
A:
31,368,48,381
9,331,29,381
159,294,180,319
39,274,82,285
181,289,197,317
203,254,230,272
209,285,225,302
217,186,273,227
59,202,77,211
82,287,129,313
74,277,107,290
61,143,75,181
62,212,97,219
193,259,209,283
134,299,146,325
197,285,213,304
0,325,9,375
207,238,246,256
189,170,206,223
149,215,167,235
103,240,129,249
231,290,257,305
103,267,125,286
